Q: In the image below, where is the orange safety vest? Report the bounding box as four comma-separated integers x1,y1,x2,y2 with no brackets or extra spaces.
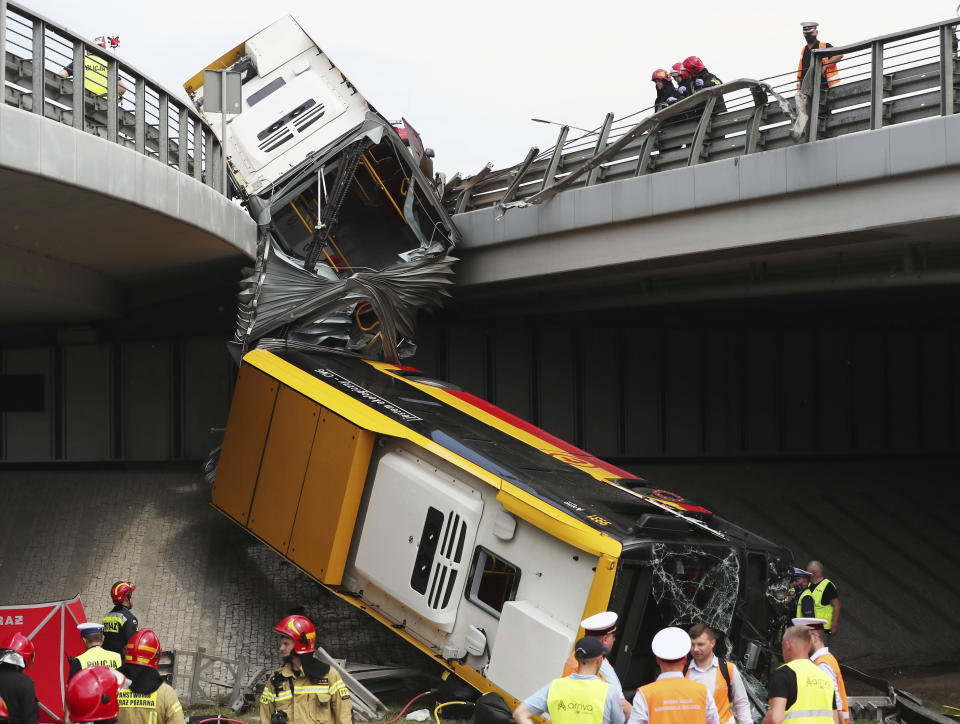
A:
640,677,709,724
686,661,735,724
813,652,849,722
797,43,839,87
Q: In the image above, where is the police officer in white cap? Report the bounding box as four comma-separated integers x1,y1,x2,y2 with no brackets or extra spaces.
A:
627,627,719,724
68,623,122,682
798,21,842,89
562,612,631,717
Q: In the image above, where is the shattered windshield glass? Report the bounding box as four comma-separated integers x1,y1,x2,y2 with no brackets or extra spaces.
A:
648,543,741,647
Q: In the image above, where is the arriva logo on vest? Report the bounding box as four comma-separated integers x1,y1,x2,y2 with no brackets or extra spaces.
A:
804,676,834,690
555,702,596,712
1,616,24,625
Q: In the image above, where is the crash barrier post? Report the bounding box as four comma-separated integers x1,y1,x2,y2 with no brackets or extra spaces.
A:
2,1,229,196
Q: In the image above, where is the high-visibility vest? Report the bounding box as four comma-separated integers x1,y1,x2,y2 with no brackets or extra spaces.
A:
797,43,839,87
546,676,608,724
686,660,735,724
640,677,709,724
796,589,814,619
117,682,184,724
809,579,836,628
76,646,122,670
781,659,835,724
81,54,110,95
813,652,849,722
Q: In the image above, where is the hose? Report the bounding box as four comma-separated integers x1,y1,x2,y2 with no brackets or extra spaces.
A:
197,718,249,724
385,690,435,724
434,701,475,723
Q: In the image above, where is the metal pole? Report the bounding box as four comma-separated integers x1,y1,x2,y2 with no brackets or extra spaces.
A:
221,75,227,194
0,0,7,94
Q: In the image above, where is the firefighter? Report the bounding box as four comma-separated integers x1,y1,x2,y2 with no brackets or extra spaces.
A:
514,637,625,724
628,627,719,724
0,634,37,724
69,623,122,682
761,626,839,724
670,62,692,97
259,615,352,724
102,581,139,657
117,630,184,724
793,618,848,723
652,69,681,111
682,56,726,112
66,666,128,724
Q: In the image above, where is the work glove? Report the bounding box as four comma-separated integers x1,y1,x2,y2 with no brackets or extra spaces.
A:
666,96,677,104
677,85,687,95
695,78,705,88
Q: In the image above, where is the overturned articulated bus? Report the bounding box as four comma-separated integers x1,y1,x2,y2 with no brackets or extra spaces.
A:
188,15,794,710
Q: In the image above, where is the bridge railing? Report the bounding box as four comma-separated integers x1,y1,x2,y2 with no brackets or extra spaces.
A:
0,0,228,195
446,17,960,214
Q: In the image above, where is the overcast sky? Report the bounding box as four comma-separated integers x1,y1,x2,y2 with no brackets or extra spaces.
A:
16,0,960,175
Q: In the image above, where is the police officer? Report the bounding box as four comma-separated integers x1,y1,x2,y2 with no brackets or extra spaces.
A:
628,627,719,724
0,634,37,724
259,615,352,724
797,23,842,89
69,623,122,682
686,624,751,724
794,618,848,723
102,581,139,657
562,612,631,716
800,562,840,636
66,666,128,724
761,626,839,724
792,568,813,617
117,630,184,724
514,637,625,724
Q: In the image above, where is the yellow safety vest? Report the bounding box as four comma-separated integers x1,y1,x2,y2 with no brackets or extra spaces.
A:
82,54,109,95
809,579,836,629
117,682,185,724
546,676,608,724
76,646,122,670
781,659,835,724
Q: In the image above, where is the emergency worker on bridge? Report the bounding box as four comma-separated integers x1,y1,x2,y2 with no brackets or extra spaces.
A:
0,633,37,724
515,636,625,724
682,57,726,112
761,626,839,724
69,622,122,682
117,630,184,724
102,581,139,657
797,22,842,89
627,627,719,724
652,70,681,111
259,615,352,724
796,562,840,637
794,618,848,723
562,612,631,717
685,624,751,724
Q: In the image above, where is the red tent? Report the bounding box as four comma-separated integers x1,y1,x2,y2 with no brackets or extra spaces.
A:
0,595,87,723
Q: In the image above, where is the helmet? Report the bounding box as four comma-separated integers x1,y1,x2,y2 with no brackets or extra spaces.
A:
66,666,123,722
683,56,705,74
274,615,317,654
671,62,690,80
110,581,135,605
124,629,161,669
0,695,9,722
1,633,35,668
651,68,670,82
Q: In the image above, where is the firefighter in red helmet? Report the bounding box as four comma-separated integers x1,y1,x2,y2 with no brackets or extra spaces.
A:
260,615,352,724
102,581,139,657
66,666,129,724
117,630,184,724
651,69,681,111
682,56,726,112
0,633,38,724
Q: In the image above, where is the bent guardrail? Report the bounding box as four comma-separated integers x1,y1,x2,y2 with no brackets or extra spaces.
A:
446,17,960,214
0,0,228,195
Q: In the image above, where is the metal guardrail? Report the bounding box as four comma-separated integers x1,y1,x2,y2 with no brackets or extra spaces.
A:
446,17,960,214
0,0,228,195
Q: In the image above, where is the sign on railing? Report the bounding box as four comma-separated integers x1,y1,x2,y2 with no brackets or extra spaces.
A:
0,0,229,195
446,17,960,214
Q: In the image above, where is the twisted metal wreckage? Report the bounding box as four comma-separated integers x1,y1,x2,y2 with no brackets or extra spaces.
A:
186,16,952,724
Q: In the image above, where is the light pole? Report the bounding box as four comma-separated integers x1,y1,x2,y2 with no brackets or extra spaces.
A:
530,118,598,136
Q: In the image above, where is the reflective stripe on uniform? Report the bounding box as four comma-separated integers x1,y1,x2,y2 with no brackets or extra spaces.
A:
784,711,834,719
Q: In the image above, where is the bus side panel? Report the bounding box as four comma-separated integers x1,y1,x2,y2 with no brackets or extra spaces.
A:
289,409,374,585
212,365,279,525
